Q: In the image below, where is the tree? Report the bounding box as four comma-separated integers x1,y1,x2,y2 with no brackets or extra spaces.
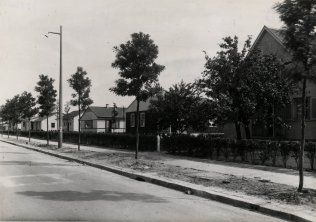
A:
149,81,211,134
200,36,293,139
275,0,316,192
111,32,165,160
35,74,57,146
0,97,19,138
64,101,71,115
18,91,37,142
68,67,93,151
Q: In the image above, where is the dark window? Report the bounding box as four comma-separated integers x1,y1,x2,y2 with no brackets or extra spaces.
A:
130,113,135,127
51,123,55,128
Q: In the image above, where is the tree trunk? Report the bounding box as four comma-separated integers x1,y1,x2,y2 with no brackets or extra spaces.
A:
7,121,9,138
234,121,242,140
46,116,49,146
298,76,307,192
135,99,140,160
78,102,81,151
28,119,31,142
16,124,18,140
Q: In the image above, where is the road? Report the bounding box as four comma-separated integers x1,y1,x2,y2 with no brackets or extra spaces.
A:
0,141,285,221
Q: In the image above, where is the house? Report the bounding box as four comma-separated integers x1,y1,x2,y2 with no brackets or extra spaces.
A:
80,106,126,133
63,110,80,132
21,119,31,131
223,25,316,139
125,97,158,134
30,113,58,131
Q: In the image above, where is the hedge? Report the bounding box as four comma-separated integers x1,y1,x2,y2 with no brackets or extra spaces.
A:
161,134,316,169
2,130,316,169
2,130,157,151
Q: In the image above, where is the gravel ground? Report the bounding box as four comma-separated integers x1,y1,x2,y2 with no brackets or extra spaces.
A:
9,139,316,208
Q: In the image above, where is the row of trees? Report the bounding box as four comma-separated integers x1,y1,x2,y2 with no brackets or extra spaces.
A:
0,68,93,149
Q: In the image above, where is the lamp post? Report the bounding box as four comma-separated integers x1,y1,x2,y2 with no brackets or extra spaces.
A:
45,25,63,148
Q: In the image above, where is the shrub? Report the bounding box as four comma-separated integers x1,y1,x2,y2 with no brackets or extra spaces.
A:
257,140,271,165
279,141,291,168
269,141,279,166
290,141,300,169
305,142,316,170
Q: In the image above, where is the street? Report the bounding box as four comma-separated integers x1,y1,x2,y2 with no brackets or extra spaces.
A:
0,141,285,222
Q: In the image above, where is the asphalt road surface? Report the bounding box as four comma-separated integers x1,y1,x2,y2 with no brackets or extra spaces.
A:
0,140,285,221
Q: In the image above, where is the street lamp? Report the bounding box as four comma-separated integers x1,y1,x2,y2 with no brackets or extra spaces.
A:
45,25,63,148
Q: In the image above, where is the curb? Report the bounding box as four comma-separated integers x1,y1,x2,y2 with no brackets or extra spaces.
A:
1,139,313,222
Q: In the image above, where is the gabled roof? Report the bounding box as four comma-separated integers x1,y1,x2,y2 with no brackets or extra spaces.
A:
250,25,287,52
63,110,79,120
32,112,57,122
126,97,157,113
87,106,125,119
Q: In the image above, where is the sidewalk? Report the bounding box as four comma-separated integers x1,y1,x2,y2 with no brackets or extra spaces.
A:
1,135,316,222
9,135,316,189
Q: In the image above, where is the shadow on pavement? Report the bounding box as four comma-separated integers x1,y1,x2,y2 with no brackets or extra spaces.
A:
17,190,168,203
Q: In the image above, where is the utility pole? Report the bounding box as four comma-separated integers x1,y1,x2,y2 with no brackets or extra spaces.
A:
45,25,63,148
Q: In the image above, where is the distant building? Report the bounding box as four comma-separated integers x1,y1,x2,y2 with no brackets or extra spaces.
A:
80,106,126,133
30,113,58,131
63,110,80,132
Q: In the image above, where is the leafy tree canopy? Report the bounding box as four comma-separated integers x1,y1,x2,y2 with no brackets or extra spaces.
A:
68,67,93,111
200,36,294,138
110,32,165,101
149,81,212,134
35,74,57,117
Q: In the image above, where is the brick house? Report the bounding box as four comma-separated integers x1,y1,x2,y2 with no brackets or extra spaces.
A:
223,25,316,139
125,97,158,134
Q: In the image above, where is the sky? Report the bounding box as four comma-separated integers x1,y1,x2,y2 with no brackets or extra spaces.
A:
0,0,283,110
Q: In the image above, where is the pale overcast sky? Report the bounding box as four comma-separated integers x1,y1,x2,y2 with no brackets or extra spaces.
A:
0,0,282,109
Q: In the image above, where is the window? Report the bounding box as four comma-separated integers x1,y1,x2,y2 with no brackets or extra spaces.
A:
293,97,310,120
130,113,135,127
84,120,93,129
51,123,55,128
140,113,145,127
312,98,316,119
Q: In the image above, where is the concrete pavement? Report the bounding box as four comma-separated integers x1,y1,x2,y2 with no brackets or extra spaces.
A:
0,140,286,221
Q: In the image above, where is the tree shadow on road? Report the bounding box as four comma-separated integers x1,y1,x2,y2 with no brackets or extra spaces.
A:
17,190,168,203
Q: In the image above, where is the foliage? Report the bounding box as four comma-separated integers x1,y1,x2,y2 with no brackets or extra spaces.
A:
18,91,37,121
34,74,57,145
200,36,293,139
34,75,57,117
0,95,21,129
305,142,316,170
68,67,93,111
8,130,157,151
64,101,71,115
149,81,212,134
68,66,93,150
110,32,165,159
275,0,316,192
279,141,291,168
110,32,165,101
